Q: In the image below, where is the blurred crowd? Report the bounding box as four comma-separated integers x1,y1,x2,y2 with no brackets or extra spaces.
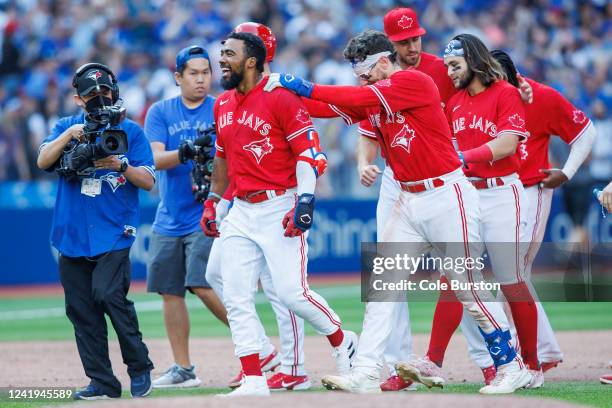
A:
0,0,610,199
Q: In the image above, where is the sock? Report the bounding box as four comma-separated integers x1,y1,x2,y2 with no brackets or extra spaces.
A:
240,353,262,376
327,328,344,347
501,283,539,370
426,276,463,367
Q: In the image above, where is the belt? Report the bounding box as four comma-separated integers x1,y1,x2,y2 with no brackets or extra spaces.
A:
400,178,444,193
470,177,505,190
237,189,286,203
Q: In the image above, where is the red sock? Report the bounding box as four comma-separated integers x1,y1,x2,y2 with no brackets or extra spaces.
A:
327,328,344,347
426,276,463,367
501,283,539,370
240,353,262,376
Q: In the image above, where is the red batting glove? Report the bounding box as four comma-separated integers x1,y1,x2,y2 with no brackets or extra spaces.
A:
200,199,220,237
282,206,304,237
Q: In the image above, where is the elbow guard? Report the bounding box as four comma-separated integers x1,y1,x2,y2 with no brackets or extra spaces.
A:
297,129,328,177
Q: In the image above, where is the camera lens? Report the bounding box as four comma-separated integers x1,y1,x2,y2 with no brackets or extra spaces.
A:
104,136,119,151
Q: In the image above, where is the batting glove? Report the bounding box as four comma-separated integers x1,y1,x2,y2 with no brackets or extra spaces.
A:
265,73,314,98
457,151,468,169
282,194,315,237
200,199,220,237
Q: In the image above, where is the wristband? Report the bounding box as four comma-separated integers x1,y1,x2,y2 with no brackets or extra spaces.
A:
207,191,222,201
462,144,493,164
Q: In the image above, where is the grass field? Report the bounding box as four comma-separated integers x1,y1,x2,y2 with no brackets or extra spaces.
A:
1,284,611,341
1,283,611,407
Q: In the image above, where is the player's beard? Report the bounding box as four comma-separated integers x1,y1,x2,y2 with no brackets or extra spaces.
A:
221,65,244,90
457,69,474,89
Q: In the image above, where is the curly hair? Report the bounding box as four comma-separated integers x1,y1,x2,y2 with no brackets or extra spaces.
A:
453,34,506,87
343,30,397,63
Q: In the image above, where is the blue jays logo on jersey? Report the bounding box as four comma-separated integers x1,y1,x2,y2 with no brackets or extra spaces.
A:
100,173,127,192
243,137,274,164
391,124,416,153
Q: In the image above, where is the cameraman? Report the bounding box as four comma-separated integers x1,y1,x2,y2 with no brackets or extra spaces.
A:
37,63,155,400
145,45,227,388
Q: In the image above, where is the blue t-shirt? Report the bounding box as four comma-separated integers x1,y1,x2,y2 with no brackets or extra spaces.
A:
145,95,215,236
42,113,156,257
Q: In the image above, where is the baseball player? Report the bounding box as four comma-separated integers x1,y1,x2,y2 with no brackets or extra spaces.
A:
204,32,357,397
266,29,531,395
400,34,540,391
204,22,312,392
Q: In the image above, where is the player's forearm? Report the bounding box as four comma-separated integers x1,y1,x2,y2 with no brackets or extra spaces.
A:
152,149,181,170
37,131,73,170
301,98,339,118
124,166,155,191
356,136,378,169
311,84,380,108
210,156,229,202
488,133,519,161
562,122,595,179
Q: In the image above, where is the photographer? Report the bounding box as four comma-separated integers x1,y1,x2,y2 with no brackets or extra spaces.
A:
145,45,227,388
37,63,155,400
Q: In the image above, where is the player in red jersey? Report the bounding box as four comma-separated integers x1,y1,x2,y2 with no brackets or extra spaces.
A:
204,31,357,397
266,29,530,395
457,50,596,381
397,34,538,393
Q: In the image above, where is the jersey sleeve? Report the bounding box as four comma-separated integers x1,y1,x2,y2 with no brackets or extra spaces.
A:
545,88,591,145
213,99,225,158
144,102,168,145
495,85,527,140
367,70,439,117
358,119,376,140
275,90,321,155
127,122,156,179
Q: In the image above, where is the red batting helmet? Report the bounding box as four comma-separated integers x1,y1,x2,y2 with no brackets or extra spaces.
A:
234,22,277,63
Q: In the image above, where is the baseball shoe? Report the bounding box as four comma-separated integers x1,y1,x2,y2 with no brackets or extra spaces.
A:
600,374,612,384
525,369,544,389
479,360,532,394
74,384,120,400
482,365,497,386
322,368,381,394
218,375,270,397
267,372,311,391
332,330,358,375
380,375,417,391
395,356,444,389
130,372,152,398
228,351,281,388
152,364,202,389
541,359,562,373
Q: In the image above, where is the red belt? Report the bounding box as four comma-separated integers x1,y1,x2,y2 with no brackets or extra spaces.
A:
400,178,444,193
470,178,505,190
237,189,286,203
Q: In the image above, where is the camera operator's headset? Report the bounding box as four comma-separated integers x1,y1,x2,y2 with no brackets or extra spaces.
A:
72,63,120,103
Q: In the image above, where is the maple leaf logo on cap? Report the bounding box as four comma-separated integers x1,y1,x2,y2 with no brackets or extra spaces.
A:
572,110,587,124
508,113,525,129
398,15,413,29
296,109,311,124
86,70,103,81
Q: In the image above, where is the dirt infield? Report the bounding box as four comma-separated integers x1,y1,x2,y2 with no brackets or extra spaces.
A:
3,331,610,407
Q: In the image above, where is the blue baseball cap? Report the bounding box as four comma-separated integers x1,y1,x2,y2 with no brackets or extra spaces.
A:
176,45,211,72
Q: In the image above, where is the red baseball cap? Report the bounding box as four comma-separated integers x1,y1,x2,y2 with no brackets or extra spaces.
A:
384,8,426,42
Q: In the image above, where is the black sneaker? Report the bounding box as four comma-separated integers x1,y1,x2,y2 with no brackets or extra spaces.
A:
74,384,120,400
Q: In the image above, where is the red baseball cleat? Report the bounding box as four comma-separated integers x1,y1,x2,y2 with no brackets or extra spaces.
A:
541,360,562,373
600,374,612,385
228,351,281,388
380,375,417,391
482,365,497,386
267,372,311,391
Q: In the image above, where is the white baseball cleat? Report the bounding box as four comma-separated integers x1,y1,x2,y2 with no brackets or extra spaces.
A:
395,356,445,389
525,368,544,389
322,368,381,394
332,330,358,375
217,375,270,397
479,361,533,394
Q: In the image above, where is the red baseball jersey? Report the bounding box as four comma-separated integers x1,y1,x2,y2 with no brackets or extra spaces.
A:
518,78,591,186
358,52,457,156
446,80,527,179
214,77,315,197
323,69,460,182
